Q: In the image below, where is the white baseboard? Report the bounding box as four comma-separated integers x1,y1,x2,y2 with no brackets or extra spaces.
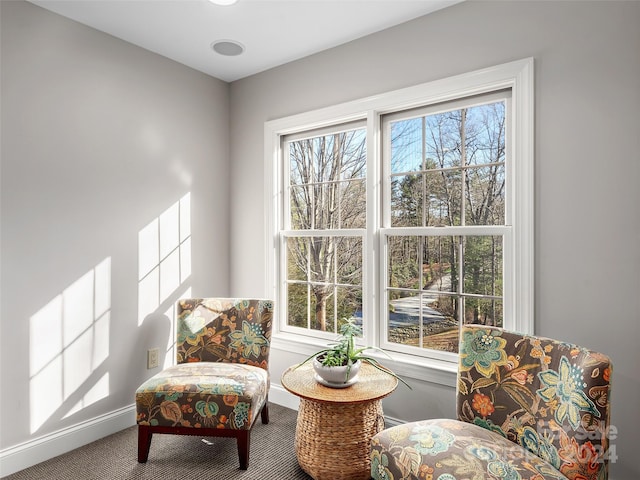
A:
382,415,403,428
0,404,136,477
0,389,296,478
268,383,300,411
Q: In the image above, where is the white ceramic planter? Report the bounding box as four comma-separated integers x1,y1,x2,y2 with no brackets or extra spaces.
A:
312,356,361,388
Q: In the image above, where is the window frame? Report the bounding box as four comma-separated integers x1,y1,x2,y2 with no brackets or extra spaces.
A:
264,58,534,380
282,121,367,339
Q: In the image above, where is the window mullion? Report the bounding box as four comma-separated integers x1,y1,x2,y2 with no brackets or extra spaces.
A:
458,236,464,327
367,110,381,348
460,108,467,228
306,238,311,329
333,235,337,333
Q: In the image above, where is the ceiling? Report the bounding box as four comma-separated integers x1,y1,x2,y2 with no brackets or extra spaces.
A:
28,0,461,82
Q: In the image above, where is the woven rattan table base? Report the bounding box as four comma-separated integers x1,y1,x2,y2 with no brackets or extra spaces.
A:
282,362,398,480
295,397,385,480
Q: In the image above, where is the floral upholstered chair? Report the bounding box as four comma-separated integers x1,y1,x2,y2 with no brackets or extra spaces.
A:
370,325,613,480
135,298,273,470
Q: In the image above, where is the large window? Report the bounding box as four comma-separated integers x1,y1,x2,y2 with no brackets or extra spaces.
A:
283,124,366,335
265,59,533,367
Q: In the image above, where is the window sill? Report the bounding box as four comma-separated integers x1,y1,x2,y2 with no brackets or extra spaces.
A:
270,332,457,388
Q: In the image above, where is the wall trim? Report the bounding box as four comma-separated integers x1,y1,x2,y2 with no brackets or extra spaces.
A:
0,388,310,477
269,383,300,411
382,415,404,428
0,404,136,477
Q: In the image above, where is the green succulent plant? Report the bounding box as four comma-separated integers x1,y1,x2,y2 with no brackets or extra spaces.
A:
296,318,411,388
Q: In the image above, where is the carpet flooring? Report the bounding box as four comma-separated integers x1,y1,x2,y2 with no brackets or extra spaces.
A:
3,404,314,480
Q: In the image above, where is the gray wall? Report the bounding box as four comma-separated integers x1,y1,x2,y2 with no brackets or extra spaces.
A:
1,0,230,449
229,1,640,478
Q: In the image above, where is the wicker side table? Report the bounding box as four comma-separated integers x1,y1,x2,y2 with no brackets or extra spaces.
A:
281,362,398,480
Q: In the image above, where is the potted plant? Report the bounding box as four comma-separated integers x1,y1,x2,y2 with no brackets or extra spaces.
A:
296,318,411,389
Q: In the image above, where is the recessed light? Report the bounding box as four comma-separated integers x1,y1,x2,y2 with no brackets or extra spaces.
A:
211,40,245,56
207,0,238,5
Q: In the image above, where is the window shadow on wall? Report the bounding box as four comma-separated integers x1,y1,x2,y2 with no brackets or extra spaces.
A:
28,192,192,434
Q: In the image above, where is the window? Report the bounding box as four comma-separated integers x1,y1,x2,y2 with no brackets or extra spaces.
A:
265,59,534,368
283,123,366,337
381,92,510,361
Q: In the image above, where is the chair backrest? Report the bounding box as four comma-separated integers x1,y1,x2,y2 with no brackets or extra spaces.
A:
176,298,273,370
457,325,612,480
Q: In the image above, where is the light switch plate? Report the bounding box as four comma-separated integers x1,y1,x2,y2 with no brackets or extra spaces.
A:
147,348,159,369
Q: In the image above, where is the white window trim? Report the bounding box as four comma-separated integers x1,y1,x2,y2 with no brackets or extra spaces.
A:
264,58,534,384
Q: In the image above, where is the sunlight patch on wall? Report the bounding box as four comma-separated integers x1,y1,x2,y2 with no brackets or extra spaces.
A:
63,373,110,419
29,258,111,434
162,286,192,368
138,193,191,325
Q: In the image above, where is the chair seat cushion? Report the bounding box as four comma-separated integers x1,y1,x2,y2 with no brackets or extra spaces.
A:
136,362,268,430
371,419,569,480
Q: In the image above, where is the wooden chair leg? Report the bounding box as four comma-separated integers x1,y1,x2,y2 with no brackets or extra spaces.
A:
261,402,269,424
236,430,250,470
137,425,153,463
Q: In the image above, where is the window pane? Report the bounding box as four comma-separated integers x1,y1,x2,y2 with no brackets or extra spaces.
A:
388,235,460,292
425,111,462,170
463,297,503,328
465,102,506,167
308,236,362,285
290,186,310,230
390,102,506,229
287,237,307,280
309,236,329,284
309,286,336,333
391,174,423,227
424,170,462,226
465,166,505,225
336,286,362,324
388,290,421,345
387,291,459,352
422,294,459,353
340,179,366,228
335,237,362,285
423,236,456,293
463,236,503,296
385,234,504,352
286,235,362,333
390,117,423,174
390,170,464,227
340,130,367,180
287,283,308,328
388,236,420,290
288,128,366,230
324,288,336,332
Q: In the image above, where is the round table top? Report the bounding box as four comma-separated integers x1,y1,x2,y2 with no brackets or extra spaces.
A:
281,361,398,404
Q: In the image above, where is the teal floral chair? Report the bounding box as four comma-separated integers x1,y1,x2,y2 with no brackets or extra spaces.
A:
135,298,273,470
370,325,613,480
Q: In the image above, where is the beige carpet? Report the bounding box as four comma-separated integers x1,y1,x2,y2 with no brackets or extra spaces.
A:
3,404,313,480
